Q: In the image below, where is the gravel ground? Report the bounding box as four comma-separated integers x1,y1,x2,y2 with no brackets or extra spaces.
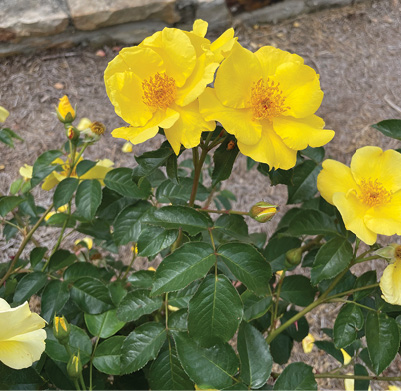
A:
1,0,401,388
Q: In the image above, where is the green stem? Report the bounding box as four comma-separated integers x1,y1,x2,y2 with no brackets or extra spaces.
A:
266,266,350,344
1,219,23,232
120,245,137,279
189,147,209,207
354,255,379,264
0,203,54,286
328,283,379,300
89,337,100,391
327,298,378,312
79,373,86,390
270,269,286,333
315,373,401,381
165,293,169,331
73,379,81,391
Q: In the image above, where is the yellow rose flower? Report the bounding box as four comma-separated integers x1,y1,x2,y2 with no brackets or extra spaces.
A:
57,95,76,122
317,146,401,245
199,43,334,169
341,348,352,365
20,156,114,191
104,20,236,154
0,298,46,369
379,244,401,305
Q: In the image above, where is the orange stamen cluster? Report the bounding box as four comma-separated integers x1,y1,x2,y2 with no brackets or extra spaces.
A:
358,178,392,207
142,72,176,111
250,78,289,121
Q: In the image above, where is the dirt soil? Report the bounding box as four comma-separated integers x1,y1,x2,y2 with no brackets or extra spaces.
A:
1,0,401,389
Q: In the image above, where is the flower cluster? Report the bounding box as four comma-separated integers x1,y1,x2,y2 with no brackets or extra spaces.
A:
104,20,334,169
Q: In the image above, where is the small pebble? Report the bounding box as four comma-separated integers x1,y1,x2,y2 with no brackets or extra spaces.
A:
53,82,64,89
96,49,106,57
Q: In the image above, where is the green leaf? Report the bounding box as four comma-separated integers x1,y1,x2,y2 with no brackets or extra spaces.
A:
238,322,272,389
354,363,370,391
70,277,114,314
174,331,239,389
0,364,44,389
372,119,401,140
166,154,179,184
149,346,193,390
285,209,339,237
287,160,321,204
151,242,215,296
76,159,97,177
63,262,103,282
311,237,353,285
13,272,48,304
117,290,163,322
77,218,111,240
29,247,47,268
31,150,62,187
113,201,153,245
156,177,209,204
188,274,243,347
300,146,325,162
93,335,125,375
217,243,271,296
120,322,166,374
9,177,23,195
46,213,75,228
127,270,155,289
353,271,377,301
108,281,128,306
0,196,23,217
257,163,294,186
282,310,309,342
273,362,317,390
48,249,76,272
213,214,249,242
168,281,200,309
280,275,317,307
168,309,188,331
241,290,272,321
314,340,344,363
46,325,92,364
53,178,78,209
41,280,70,322
270,333,293,364
212,135,239,186
75,179,102,221
134,141,174,177
84,309,125,338
145,206,212,236
137,226,179,257
334,304,364,349
104,167,149,198
366,312,400,374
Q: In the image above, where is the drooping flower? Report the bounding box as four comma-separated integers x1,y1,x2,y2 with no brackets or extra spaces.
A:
0,298,46,369
317,146,401,245
20,156,114,190
377,244,401,305
104,20,236,154
199,43,334,169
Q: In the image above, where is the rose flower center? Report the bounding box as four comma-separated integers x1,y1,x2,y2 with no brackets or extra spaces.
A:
250,78,289,121
358,178,392,207
142,72,176,111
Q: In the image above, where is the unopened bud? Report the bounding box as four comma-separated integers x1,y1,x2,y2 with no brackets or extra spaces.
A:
285,247,303,267
249,202,278,223
375,243,401,262
53,315,70,345
57,95,76,123
67,351,82,379
67,126,80,141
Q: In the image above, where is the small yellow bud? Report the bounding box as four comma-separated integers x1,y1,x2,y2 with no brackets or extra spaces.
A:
249,202,278,223
375,244,401,262
53,315,70,345
285,247,303,267
302,333,315,354
90,121,106,136
57,95,75,123
168,305,179,312
67,126,80,141
67,351,82,379
122,141,133,153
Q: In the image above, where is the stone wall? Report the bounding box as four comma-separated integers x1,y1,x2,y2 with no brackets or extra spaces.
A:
0,0,368,56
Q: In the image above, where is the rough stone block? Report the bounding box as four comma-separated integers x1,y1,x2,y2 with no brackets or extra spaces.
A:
235,0,308,25
0,0,69,41
67,0,180,31
196,0,232,29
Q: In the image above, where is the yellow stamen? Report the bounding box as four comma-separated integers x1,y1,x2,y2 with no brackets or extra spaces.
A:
142,72,176,111
250,78,289,121
358,178,392,207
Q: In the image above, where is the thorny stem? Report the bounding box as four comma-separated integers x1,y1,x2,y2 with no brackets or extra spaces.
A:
269,269,286,334
0,203,54,286
327,298,378,312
